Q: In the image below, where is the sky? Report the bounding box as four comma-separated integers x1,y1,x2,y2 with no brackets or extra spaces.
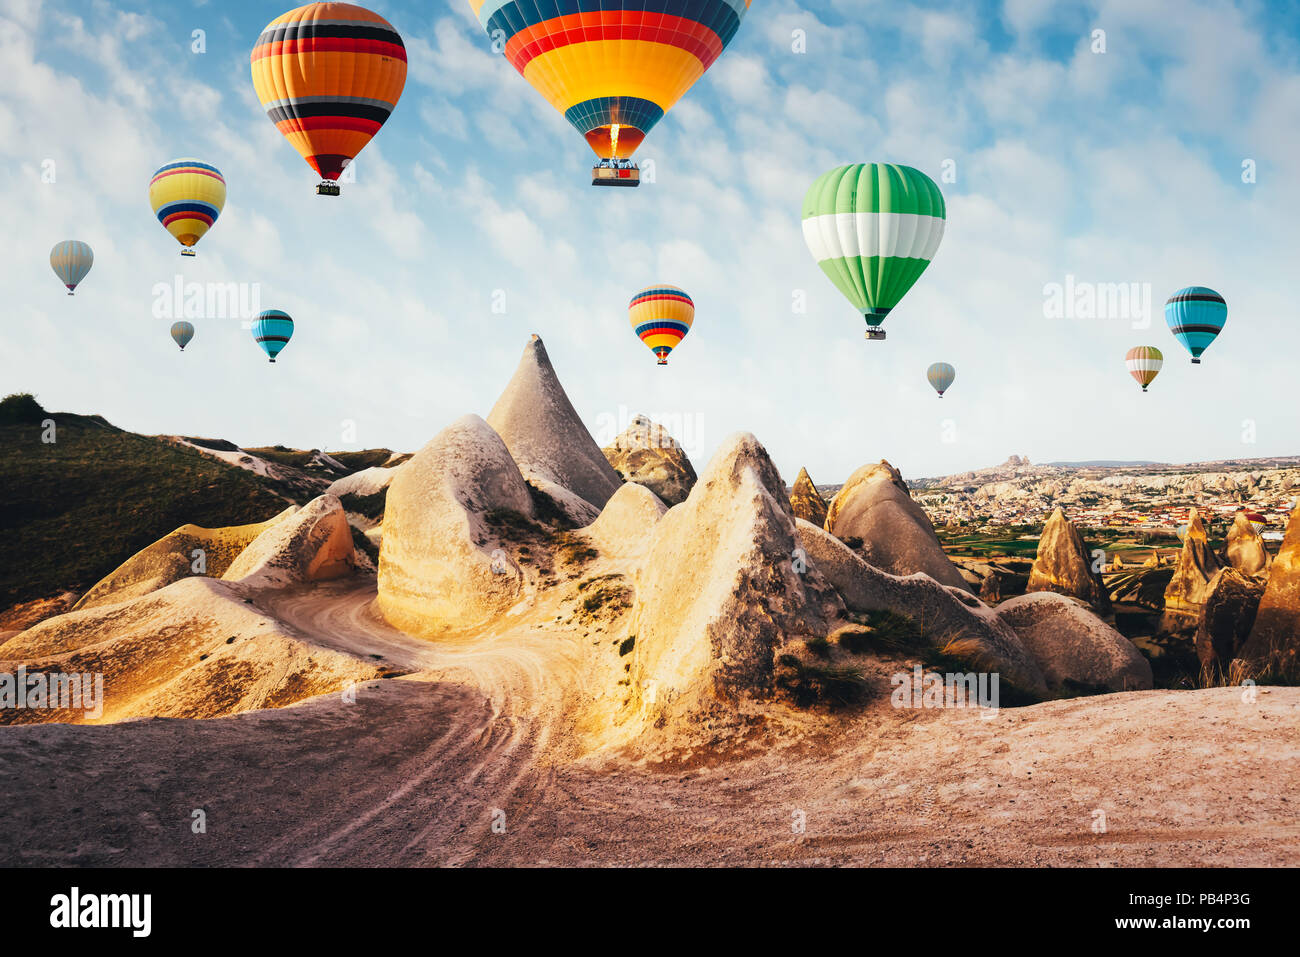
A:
2,0,1298,485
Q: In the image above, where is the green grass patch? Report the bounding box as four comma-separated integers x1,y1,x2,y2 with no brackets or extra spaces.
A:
1,397,292,607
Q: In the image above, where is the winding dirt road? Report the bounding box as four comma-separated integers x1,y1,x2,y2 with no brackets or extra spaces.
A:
2,575,1298,866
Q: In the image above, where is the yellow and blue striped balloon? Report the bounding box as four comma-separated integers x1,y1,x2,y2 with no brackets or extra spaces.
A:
927,362,955,397
468,1,752,165
50,240,93,295
1164,287,1226,364
629,285,694,365
149,159,226,256
252,309,294,363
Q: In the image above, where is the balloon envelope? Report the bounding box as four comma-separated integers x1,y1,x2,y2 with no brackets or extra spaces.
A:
927,362,955,396
468,0,751,161
251,3,407,186
802,164,945,336
1164,287,1225,363
629,285,694,365
1125,345,1163,391
171,321,195,351
252,310,294,362
149,159,225,253
50,240,93,294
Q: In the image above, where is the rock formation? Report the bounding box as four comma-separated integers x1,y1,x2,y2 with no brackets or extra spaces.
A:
326,466,399,499
601,415,696,506
73,506,298,610
1225,511,1271,577
825,460,972,592
583,482,667,562
789,466,829,526
376,415,535,637
795,519,1048,696
1195,568,1265,677
0,577,383,723
1163,508,1221,626
223,495,359,588
1026,507,1110,613
1240,504,1300,675
487,335,623,509
625,434,843,726
995,592,1152,692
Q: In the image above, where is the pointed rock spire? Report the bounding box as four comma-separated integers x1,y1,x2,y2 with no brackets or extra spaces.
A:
487,335,623,509
1026,507,1110,613
789,466,828,527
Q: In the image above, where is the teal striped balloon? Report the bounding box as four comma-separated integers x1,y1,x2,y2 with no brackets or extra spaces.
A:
50,240,93,295
252,309,293,363
802,164,945,340
1164,287,1226,364
927,362,955,397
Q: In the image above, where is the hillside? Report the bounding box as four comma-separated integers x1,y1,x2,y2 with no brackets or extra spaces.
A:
0,394,293,611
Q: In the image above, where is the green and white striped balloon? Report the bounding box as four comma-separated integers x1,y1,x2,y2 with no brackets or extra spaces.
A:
801,163,945,338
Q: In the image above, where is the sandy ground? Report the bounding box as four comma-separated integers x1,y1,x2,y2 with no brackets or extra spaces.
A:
1,576,1297,867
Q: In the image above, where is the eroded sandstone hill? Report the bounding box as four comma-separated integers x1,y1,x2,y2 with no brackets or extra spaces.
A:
602,414,696,506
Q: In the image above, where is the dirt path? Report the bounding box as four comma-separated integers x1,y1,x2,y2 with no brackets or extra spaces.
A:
1,576,1297,866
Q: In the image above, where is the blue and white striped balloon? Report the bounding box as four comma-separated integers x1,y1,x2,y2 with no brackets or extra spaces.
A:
50,240,93,295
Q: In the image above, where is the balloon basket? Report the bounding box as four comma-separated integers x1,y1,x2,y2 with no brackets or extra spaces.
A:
864,328,886,341
180,249,196,257
592,162,640,187
1191,358,1201,364
316,181,341,197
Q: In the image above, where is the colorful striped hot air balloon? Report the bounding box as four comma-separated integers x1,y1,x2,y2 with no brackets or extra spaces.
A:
802,164,946,341
171,321,195,351
629,285,694,366
468,0,752,186
251,3,407,196
50,240,93,295
927,362,955,397
149,159,225,256
252,310,294,363
1125,345,1163,392
1164,287,1226,364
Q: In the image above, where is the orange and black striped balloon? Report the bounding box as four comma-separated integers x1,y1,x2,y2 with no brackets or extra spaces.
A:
251,3,407,184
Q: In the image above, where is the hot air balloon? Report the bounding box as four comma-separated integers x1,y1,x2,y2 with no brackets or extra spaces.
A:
50,241,93,295
1164,287,1226,364
802,164,946,341
629,285,694,365
1244,511,1267,535
252,309,294,363
171,321,195,351
468,0,751,187
1125,345,1163,392
252,3,407,196
927,362,955,397
149,160,225,256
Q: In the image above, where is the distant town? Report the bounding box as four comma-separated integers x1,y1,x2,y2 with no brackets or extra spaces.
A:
907,455,1300,541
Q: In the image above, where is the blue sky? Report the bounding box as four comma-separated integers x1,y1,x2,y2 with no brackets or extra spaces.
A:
2,0,1298,484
